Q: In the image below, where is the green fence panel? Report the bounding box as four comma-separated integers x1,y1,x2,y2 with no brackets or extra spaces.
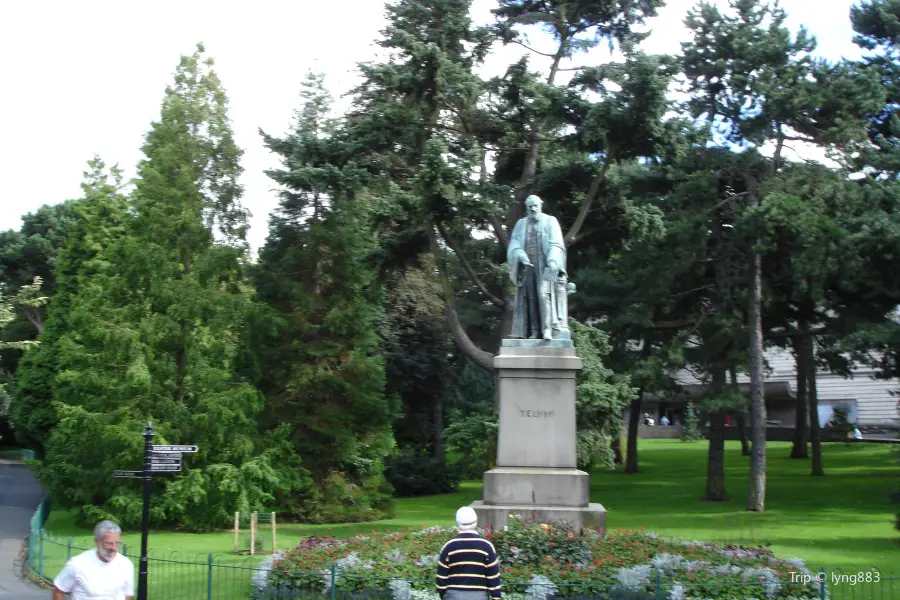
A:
23,496,899,600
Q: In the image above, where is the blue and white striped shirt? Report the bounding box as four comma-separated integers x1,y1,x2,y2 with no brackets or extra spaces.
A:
436,531,502,599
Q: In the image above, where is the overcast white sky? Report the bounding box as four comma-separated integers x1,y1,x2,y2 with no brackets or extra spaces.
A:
0,0,864,254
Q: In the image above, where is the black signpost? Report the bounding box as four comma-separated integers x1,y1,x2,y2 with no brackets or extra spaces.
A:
113,422,198,600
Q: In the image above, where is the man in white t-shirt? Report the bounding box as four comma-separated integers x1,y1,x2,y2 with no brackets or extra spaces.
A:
52,519,135,600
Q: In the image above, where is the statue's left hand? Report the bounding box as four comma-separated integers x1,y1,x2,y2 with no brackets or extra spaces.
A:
544,263,559,281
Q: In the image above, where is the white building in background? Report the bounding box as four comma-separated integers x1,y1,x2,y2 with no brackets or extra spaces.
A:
633,346,899,431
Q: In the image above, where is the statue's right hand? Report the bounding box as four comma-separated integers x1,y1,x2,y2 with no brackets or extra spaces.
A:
520,257,533,267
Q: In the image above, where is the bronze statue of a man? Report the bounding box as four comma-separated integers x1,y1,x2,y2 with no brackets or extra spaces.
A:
506,195,574,340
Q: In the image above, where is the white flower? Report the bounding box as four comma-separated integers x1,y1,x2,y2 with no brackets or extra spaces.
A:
741,566,781,599
384,548,407,563
617,565,652,590
415,554,440,567
668,583,685,600
389,579,412,600
786,557,811,575
652,553,687,575
710,563,742,576
719,547,757,560
685,560,710,572
250,552,284,591
525,574,557,600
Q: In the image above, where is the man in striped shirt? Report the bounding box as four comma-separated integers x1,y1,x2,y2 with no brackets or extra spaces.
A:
436,507,502,600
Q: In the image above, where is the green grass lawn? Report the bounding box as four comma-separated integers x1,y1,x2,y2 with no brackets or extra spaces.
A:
37,439,899,599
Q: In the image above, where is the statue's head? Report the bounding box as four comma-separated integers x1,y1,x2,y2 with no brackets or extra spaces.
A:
525,194,543,220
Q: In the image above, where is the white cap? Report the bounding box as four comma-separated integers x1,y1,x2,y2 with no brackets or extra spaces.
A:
455,506,477,529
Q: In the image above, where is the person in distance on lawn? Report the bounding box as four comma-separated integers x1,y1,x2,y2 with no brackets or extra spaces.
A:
436,506,501,600
52,519,134,600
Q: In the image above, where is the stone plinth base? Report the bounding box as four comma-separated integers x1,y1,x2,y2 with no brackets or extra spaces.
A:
471,500,607,533
482,467,590,507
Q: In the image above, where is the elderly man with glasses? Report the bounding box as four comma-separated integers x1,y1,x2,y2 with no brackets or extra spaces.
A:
52,520,134,600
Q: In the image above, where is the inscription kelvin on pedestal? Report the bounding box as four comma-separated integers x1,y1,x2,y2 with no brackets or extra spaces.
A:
469,194,607,533
518,406,554,419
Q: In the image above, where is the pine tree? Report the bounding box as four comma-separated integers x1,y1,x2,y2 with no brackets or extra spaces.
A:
34,46,304,530
253,72,397,522
11,157,128,453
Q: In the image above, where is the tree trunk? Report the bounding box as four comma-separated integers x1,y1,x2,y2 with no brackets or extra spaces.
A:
174,346,187,404
706,410,728,501
426,222,494,372
804,333,825,476
790,333,809,459
611,434,623,465
432,393,445,462
737,412,750,456
24,307,44,334
705,367,728,500
417,75,496,373
625,393,643,473
746,177,767,512
730,369,751,456
174,252,191,404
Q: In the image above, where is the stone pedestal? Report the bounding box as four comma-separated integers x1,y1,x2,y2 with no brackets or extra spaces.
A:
470,340,606,533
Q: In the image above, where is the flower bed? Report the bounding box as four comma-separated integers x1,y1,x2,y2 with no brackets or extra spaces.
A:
252,516,820,600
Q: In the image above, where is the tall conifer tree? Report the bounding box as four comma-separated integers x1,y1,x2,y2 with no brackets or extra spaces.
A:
34,45,304,530
253,72,397,522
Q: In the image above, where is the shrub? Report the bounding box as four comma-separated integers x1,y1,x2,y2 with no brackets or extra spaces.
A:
385,452,462,497
827,407,854,440
681,401,702,442
291,470,395,524
445,413,498,479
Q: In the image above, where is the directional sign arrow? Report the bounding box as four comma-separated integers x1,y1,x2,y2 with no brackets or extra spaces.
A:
113,470,143,478
150,458,180,466
149,464,181,472
152,445,198,453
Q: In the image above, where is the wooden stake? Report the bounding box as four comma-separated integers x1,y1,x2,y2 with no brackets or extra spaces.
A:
233,512,239,553
250,511,257,556
271,512,276,551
